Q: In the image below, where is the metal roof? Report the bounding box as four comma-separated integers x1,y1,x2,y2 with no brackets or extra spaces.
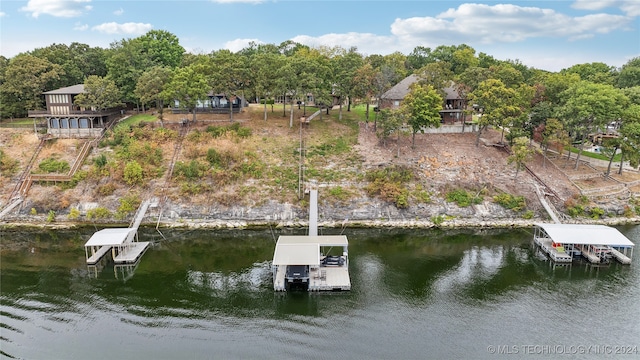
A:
273,243,320,266
272,235,348,266
84,228,136,247
534,223,635,247
43,84,84,95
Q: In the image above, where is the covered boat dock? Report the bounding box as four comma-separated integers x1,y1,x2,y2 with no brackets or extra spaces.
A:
533,223,634,265
84,228,150,265
272,235,351,291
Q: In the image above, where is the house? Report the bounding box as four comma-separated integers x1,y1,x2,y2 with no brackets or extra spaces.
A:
171,91,247,114
379,74,471,124
28,84,122,138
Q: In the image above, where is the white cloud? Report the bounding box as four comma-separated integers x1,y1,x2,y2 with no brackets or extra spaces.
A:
73,23,89,31
91,22,153,35
0,12,6,17
20,0,92,18
389,3,631,45
114,8,124,16
224,38,264,52
572,0,640,17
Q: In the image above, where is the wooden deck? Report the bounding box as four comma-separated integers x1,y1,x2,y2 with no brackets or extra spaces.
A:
273,264,351,291
534,237,573,263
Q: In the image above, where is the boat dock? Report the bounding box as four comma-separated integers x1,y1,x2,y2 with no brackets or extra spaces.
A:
272,189,351,292
533,223,635,265
84,199,154,265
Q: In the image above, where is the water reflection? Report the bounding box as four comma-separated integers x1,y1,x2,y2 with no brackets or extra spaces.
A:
1,226,638,359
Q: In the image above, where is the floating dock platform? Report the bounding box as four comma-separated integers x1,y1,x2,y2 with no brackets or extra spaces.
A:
272,189,351,292
533,223,634,265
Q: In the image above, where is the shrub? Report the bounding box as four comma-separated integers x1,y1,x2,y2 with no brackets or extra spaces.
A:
68,208,80,220
116,195,141,220
0,149,19,176
431,215,444,226
123,161,144,185
493,193,526,211
236,127,252,138
589,207,605,219
567,205,584,217
86,207,112,220
46,210,55,223
623,205,634,218
522,210,534,219
206,148,222,167
446,189,482,207
97,183,116,196
30,208,37,215
94,154,108,168
39,158,70,173
206,125,227,138
174,160,207,180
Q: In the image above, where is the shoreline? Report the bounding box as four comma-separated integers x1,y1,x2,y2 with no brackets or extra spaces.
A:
2,216,640,231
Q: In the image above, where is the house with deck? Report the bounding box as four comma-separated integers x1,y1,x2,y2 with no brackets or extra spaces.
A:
28,84,123,138
171,91,247,114
379,74,471,125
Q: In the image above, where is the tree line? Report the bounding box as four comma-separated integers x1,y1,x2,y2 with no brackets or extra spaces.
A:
1,30,640,172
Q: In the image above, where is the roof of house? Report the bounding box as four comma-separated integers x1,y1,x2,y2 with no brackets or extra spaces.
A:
381,75,461,101
381,74,419,100
535,223,635,247
43,84,84,95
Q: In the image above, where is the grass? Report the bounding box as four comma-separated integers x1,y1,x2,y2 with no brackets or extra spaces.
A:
566,145,621,162
116,114,157,128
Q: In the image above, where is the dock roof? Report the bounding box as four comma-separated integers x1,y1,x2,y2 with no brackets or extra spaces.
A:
85,228,136,247
535,223,635,247
272,235,348,266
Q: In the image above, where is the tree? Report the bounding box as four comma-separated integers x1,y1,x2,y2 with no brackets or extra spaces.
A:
30,42,107,88
558,81,628,169
250,51,284,121
561,62,617,85
209,50,248,122
137,30,185,69
0,54,63,116
617,57,640,88
135,66,172,125
275,55,315,128
539,118,568,168
468,79,524,147
331,47,364,119
508,137,536,178
616,104,640,174
74,76,122,111
377,108,405,157
414,61,454,99
164,64,209,122
401,83,443,148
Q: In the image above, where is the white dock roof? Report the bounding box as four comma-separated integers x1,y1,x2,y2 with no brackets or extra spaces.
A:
85,228,136,247
535,223,635,247
272,235,348,266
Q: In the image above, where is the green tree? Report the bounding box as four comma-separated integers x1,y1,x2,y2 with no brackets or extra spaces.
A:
469,79,524,146
209,49,248,122
74,75,122,111
558,81,628,169
137,30,185,69
539,118,568,168
617,104,640,174
30,42,107,88
561,62,617,85
617,57,640,88
508,137,536,177
401,83,443,148
164,64,209,122
0,54,63,116
376,108,403,148
135,66,172,124
250,51,284,121
331,47,364,118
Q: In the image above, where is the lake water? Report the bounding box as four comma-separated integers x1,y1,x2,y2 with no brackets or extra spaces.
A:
1,226,639,359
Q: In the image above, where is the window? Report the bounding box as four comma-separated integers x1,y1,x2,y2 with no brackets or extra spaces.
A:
50,118,59,128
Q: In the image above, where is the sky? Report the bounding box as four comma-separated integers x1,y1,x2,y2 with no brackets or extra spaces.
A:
0,0,638,72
